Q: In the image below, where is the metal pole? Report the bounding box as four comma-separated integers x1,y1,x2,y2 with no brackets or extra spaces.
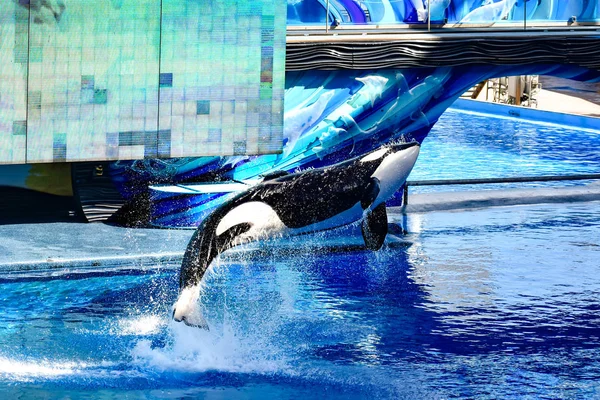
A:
326,0,330,33
427,0,431,32
524,0,527,30
407,173,600,187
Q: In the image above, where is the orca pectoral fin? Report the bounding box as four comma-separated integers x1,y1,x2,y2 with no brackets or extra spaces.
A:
217,222,253,251
360,177,381,209
361,203,388,251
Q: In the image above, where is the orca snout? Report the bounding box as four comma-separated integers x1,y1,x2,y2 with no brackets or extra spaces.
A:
173,307,210,330
172,288,211,330
370,142,420,205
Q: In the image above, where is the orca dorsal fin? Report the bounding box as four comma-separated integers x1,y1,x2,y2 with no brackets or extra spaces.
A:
261,170,290,181
361,203,388,250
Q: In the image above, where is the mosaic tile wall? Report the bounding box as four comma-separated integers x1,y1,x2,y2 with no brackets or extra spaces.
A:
0,0,285,164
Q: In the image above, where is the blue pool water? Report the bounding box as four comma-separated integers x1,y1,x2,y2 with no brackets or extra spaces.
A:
411,109,600,191
2,109,600,398
1,201,600,398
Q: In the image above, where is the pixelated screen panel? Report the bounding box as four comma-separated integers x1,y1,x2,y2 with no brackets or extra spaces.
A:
0,1,28,164
159,0,285,158
0,0,285,164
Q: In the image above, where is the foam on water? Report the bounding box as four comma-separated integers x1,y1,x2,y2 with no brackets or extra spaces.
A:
130,257,290,375
131,319,288,375
115,314,165,336
0,357,81,378
0,357,122,383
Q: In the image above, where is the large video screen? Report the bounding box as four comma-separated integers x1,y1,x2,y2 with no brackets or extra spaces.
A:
0,0,285,164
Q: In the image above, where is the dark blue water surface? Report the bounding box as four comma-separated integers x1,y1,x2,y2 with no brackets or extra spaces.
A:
2,110,600,398
1,202,600,399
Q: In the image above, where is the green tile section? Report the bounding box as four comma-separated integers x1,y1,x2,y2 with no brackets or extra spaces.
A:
0,0,285,164
0,3,28,163
158,0,285,158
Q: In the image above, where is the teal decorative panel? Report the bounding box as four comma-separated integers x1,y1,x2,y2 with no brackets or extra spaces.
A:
0,0,285,164
0,2,28,164
158,0,285,158
25,0,161,163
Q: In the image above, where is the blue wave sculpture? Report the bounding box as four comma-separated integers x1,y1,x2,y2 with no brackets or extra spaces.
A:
102,64,600,228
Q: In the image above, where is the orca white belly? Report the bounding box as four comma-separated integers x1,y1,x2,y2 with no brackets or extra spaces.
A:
217,201,287,240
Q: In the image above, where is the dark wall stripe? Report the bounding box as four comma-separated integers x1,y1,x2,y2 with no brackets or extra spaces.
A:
285,35,600,71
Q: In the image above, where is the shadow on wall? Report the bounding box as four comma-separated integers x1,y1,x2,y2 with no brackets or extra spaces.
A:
0,186,82,224
0,163,83,224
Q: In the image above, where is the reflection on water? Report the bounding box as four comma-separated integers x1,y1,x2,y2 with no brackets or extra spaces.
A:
1,203,600,398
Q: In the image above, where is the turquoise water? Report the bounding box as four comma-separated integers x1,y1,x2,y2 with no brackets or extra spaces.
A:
412,109,600,191
1,202,600,398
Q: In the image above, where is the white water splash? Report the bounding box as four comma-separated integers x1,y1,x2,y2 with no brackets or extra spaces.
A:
116,314,165,336
131,320,287,375
132,257,291,376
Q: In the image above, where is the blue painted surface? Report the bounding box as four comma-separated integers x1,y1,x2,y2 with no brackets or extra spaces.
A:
287,0,600,25
1,202,600,398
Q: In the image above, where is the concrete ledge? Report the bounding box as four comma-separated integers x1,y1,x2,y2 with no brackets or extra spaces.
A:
2,185,600,271
393,183,600,213
0,223,192,271
451,98,600,130
0,253,183,275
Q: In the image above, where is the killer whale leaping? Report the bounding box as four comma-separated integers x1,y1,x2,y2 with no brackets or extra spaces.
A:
173,142,421,328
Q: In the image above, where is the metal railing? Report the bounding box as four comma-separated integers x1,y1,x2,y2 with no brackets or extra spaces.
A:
312,0,597,34
402,173,600,205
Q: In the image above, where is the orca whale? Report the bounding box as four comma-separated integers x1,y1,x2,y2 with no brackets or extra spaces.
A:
173,142,420,328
